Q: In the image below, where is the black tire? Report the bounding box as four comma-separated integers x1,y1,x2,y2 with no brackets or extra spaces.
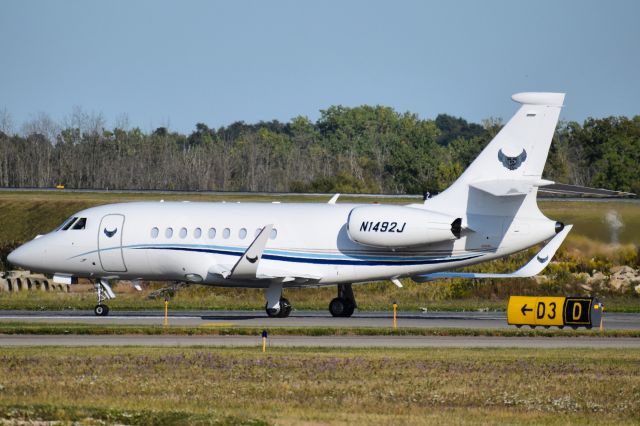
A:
265,302,281,318
94,304,109,316
277,298,292,318
343,299,355,317
329,297,354,317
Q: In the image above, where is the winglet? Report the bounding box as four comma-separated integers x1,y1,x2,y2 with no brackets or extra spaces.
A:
227,224,274,279
328,193,340,204
412,225,572,282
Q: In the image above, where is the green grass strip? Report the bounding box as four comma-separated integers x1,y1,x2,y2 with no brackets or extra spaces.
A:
0,403,268,426
1,321,639,337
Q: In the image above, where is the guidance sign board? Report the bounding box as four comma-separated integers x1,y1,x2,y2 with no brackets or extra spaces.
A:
507,296,603,329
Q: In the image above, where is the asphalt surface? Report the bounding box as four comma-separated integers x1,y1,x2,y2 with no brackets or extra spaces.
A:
1,309,638,329
1,334,639,348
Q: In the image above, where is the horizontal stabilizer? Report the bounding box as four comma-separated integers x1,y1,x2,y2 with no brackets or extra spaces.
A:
470,179,554,197
538,183,636,198
412,225,572,282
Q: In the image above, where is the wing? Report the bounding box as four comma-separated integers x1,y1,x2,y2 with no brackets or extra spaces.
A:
207,224,322,285
412,225,572,282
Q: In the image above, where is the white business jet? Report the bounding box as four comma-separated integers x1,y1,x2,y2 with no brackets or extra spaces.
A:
8,92,571,317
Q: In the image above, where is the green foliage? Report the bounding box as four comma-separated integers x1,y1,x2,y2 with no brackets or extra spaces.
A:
1,107,637,195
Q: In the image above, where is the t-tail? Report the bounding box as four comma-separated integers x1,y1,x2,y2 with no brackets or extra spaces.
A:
426,92,565,216
414,92,570,281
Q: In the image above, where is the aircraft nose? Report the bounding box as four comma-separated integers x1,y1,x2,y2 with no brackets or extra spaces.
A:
7,243,37,269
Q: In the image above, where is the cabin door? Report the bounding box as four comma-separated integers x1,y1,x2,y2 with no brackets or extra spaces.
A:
98,214,127,272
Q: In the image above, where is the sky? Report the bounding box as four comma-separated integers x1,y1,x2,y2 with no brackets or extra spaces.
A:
1,0,639,134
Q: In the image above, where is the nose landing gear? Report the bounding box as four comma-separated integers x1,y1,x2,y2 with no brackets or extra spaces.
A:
93,279,116,316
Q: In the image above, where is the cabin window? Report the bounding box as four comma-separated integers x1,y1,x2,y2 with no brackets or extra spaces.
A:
270,229,278,240
239,228,247,239
223,228,231,239
255,228,261,237
151,227,159,238
61,217,78,231
165,227,173,238
179,227,187,238
194,228,202,239
71,218,87,230
208,228,216,239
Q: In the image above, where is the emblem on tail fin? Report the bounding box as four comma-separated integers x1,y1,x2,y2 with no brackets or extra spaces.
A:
498,149,527,170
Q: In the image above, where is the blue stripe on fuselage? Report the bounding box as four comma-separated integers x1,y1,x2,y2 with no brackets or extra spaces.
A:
138,245,484,266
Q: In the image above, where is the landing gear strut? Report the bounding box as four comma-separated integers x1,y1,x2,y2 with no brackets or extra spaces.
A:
93,279,116,316
329,284,356,317
264,282,292,318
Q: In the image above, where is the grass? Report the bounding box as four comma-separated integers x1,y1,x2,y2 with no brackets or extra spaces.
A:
0,346,638,425
2,281,639,312
0,321,639,337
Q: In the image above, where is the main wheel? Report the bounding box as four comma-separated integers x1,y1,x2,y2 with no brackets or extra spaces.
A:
265,303,281,318
329,298,355,317
94,304,109,316
266,298,292,318
277,298,292,318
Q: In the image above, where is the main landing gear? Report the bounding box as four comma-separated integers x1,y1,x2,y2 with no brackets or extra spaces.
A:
93,279,116,316
264,283,292,318
329,283,356,317
263,283,358,318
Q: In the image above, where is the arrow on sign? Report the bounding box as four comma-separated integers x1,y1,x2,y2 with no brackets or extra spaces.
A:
521,304,533,316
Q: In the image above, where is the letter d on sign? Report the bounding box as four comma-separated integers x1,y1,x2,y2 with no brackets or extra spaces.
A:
573,302,582,321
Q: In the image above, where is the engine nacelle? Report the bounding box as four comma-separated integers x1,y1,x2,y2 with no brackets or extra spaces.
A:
347,205,460,248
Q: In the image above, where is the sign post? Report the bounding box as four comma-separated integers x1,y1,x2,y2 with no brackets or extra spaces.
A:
163,298,169,327
393,302,398,329
261,329,268,352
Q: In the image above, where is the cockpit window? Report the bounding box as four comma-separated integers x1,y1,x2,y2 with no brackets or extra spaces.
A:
72,218,87,230
60,217,78,231
55,217,74,231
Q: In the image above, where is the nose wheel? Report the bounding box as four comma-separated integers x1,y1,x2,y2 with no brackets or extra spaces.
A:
93,279,116,316
94,304,110,316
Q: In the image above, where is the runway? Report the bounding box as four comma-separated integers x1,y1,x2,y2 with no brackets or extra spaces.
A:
1,309,639,329
1,334,639,348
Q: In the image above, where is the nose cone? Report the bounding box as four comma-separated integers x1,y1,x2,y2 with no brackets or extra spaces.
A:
8,245,28,268
7,242,41,270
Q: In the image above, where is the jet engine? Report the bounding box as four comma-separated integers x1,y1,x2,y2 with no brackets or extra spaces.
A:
347,205,462,248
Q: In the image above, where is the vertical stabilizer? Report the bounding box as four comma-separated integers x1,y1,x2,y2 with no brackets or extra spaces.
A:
425,92,564,216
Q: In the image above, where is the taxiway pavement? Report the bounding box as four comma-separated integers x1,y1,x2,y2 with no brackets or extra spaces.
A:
0,309,638,329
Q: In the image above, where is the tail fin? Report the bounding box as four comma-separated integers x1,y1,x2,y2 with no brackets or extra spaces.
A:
425,92,565,215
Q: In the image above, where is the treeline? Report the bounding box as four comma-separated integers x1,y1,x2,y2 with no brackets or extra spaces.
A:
0,106,638,194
